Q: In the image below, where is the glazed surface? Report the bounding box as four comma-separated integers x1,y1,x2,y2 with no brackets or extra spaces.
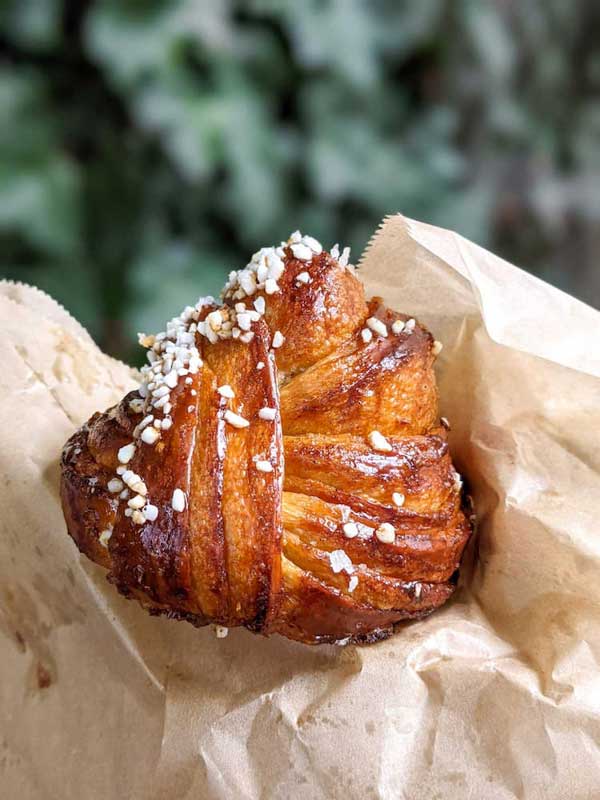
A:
61,237,472,644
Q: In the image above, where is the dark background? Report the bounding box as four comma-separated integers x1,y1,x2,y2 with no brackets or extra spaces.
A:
1,0,599,364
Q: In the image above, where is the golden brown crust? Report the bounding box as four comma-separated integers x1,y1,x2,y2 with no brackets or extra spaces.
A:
283,431,455,512
274,559,455,645
279,299,438,436
60,236,473,645
261,251,369,376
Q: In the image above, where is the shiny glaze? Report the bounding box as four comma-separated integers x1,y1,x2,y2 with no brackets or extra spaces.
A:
60,246,473,645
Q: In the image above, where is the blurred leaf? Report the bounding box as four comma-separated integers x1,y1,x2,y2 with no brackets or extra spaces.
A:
86,0,232,90
0,158,81,256
0,68,81,257
0,0,62,49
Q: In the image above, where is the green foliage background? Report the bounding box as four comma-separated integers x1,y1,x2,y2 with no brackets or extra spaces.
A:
1,0,599,363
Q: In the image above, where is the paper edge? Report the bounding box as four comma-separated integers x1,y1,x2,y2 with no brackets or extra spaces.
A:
359,213,600,378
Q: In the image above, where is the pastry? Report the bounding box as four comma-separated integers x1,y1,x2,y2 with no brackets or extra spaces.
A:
61,232,473,645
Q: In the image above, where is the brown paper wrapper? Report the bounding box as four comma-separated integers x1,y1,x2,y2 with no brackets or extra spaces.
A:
2,214,600,799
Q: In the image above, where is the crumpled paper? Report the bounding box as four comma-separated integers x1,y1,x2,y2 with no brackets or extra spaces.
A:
1,214,599,800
